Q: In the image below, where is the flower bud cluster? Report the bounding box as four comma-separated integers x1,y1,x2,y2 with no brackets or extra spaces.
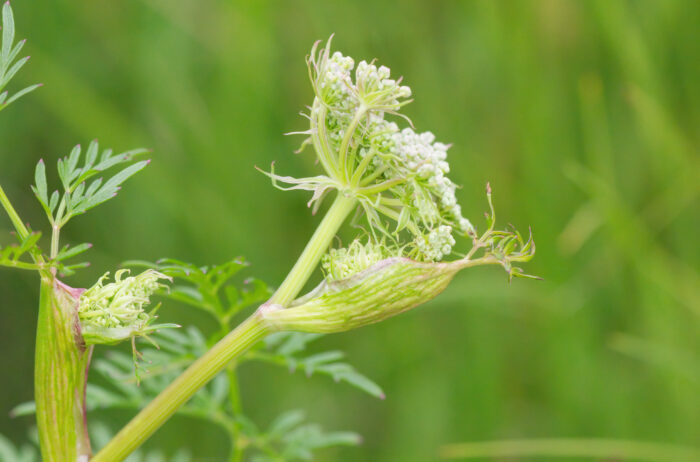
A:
322,239,390,282
354,122,475,261
391,128,474,233
310,42,412,154
78,269,171,345
414,225,456,262
318,51,357,127
354,60,411,108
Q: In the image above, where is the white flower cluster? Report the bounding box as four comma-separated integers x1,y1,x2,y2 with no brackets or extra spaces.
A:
392,128,473,232
414,225,456,262
322,240,390,282
313,48,412,151
362,125,474,260
334,112,474,262
358,114,398,166
393,129,450,179
354,60,411,107
317,51,411,110
78,269,170,341
319,51,356,114
302,39,479,266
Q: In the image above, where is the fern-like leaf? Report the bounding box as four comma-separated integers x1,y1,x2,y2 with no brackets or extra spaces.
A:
0,2,40,112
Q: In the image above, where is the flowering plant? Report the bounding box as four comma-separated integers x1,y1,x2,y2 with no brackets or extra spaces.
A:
0,7,534,460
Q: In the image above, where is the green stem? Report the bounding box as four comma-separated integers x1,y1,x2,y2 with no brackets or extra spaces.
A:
357,177,405,196
51,198,69,260
338,108,365,182
91,314,270,462
312,103,339,178
50,224,60,260
0,183,47,271
0,260,40,270
350,147,378,186
0,184,30,240
269,193,356,306
360,164,389,186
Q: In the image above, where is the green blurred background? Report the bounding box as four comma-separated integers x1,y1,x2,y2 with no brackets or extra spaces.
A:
1,0,698,460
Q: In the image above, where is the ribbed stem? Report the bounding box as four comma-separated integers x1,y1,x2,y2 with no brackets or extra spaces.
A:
91,314,270,462
269,193,356,306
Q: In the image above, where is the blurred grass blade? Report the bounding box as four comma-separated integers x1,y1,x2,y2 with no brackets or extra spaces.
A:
440,438,700,461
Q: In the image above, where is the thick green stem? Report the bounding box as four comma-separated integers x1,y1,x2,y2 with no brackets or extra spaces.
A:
91,314,270,462
35,277,92,462
269,193,356,306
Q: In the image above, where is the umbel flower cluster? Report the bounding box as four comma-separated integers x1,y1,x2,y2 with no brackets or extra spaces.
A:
267,37,475,267
78,269,174,345
261,37,535,334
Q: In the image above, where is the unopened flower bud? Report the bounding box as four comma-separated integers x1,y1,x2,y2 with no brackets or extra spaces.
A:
262,257,464,333
78,269,174,345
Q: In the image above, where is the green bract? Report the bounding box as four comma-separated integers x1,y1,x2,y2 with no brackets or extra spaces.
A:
78,269,175,345
264,188,536,334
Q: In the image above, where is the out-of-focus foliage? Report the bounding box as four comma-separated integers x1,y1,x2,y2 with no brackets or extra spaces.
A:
0,231,40,270
1,0,698,461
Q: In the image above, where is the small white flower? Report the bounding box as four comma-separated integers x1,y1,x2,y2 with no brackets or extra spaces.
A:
415,225,456,261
